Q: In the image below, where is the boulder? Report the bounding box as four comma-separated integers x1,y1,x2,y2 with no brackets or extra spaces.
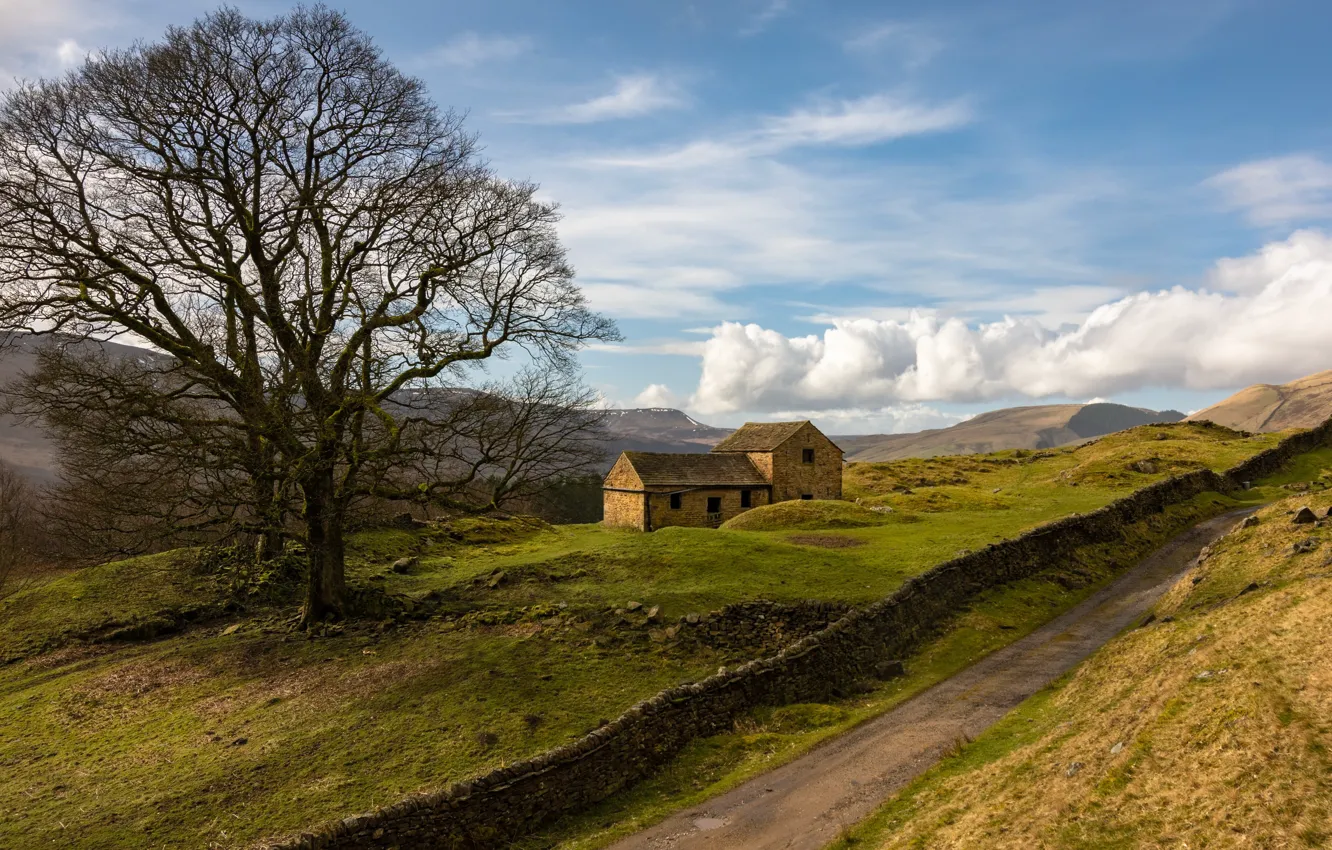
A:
1240,515,1260,529
1293,506,1318,524
391,557,418,574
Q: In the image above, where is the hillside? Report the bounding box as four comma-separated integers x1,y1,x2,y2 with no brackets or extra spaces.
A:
838,479,1332,849
0,334,167,481
1188,369,1332,432
0,423,1289,849
841,402,1185,462
599,407,732,461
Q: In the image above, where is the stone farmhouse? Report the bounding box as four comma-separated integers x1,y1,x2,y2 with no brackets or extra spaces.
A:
602,421,844,531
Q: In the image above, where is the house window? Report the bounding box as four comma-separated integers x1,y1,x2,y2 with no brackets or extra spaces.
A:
670,492,682,510
740,489,752,508
706,496,722,513
802,448,815,464
801,494,813,500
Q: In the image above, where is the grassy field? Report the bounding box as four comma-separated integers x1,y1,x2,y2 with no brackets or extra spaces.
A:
0,423,1307,849
832,484,1332,849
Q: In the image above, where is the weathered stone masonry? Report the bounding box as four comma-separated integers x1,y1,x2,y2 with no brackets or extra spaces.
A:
266,418,1332,850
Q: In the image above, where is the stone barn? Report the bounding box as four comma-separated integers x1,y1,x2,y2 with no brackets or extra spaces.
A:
602,420,843,531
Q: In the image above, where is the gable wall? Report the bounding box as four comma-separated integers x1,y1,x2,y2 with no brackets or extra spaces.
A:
767,423,843,502
602,454,647,529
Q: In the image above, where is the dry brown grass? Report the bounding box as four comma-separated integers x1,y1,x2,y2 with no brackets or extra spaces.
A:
849,492,1332,849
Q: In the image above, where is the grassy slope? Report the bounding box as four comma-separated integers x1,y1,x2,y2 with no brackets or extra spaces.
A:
835,455,1332,850
0,424,1296,849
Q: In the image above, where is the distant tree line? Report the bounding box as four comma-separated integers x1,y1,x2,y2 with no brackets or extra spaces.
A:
0,7,617,624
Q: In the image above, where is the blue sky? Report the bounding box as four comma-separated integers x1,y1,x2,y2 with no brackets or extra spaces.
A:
7,0,1332,432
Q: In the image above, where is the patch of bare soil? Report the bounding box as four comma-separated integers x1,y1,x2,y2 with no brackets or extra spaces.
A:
785,534,866,549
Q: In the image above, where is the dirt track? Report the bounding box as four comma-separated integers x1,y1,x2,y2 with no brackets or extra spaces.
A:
607,508,1253,850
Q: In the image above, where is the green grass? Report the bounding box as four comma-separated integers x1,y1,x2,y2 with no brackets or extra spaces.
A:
522,491,1247,850
829,488,1332,849
0,422,1303,849
719,499,896,530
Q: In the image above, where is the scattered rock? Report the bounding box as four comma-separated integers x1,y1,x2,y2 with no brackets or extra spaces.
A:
391,512,426,529
646,606,660,620
231,737,248,747
1110,741,1125,755
992,487,1002,494
475,731,498,748
686,613,700,624
1065,762,1084,778
486,570,507,589
1293,506,1318,525
220,624,241,636
391,557,418,574
626,601,643,612
1240,515,1260,529
1291,538,1320,555
1129,459,1158,474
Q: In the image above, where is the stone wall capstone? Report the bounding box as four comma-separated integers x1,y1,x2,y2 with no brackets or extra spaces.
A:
264,417,1332,850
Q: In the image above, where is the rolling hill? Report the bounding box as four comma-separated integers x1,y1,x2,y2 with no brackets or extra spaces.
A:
1187,369,1332,432
839,402,1185,462
0,334,164,481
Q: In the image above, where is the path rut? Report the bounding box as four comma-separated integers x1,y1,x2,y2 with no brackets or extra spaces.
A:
607,508,1253,850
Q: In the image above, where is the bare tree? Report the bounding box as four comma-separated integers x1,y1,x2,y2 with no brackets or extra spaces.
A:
6,343,293,560
0,460,42,607
364,366,609,513
0,6,616,623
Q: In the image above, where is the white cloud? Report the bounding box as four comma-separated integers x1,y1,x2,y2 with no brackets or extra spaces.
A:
761,94,971,148
507,74,685,125
418,32,531,68
740,0,793,36
632,383,682,407
56,39,85,66
843,22,943,69
552,154,1116,319
796,404,965,435
1207,154,1332,225
686,230,1332,414
596,93,971,168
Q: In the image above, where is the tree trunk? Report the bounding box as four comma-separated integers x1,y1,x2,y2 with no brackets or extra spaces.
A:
301,466,346,625
252,474,285,562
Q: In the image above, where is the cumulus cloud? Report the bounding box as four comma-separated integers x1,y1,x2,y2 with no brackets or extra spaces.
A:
632,383,682,408
1208,154,1332,225
687,230,1332,414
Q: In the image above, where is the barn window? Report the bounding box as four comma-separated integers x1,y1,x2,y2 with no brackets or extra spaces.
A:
802,448,815,463
706,496,722,513
801,494,813,500
670,492,682,510
740,489,752,508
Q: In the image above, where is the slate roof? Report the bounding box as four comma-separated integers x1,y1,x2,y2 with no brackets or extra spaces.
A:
616,452,770,487
710,420,811,453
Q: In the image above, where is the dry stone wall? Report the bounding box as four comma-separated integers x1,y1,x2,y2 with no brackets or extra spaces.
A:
267,417,1332,850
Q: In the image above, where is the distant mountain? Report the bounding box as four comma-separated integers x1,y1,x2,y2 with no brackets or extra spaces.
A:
598,407,732,463
839,402,1186,463
1187,370,1332,432
0,335,165,482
